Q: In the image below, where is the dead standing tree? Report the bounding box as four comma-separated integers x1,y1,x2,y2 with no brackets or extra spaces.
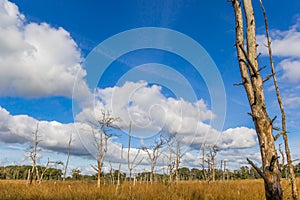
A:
127,122,143,185
167,133,185,183
207,145,218,182
259,0,298,199
28,123,41,185
91,110,119,188
231,0,282,199
142,135,166,184
63,133,72,181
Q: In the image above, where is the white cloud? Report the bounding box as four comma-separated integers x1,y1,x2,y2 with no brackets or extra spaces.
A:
257,18,300,58
0,106,89,156
0,0,89,98
220,127,257,149
257,18,300,83
76,81,257,149
0,79,258,167
282,95,300,108
277,59,300,83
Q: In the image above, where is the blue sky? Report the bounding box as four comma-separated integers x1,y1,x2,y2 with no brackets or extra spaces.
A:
1,0,300,174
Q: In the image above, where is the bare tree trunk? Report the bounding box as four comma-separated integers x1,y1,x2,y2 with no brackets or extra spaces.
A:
28,123,40,185
259,1,298,199
116,145,123,191
212,156,215,182
201,147,207,181
97,160,102,188
175,156,180,182
231,0,282,199
63,134,72,181
220,160,223,181
224,160,227,181
27,169,31,184
39,158,50,184
168,150,173,185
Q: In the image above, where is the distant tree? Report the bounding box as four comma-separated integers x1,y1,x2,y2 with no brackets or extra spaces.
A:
27,123,41,184
63,133,72,181
71,168,81,180
167,133,185,182
178,167,190,181
90,110,119,188
204,145,218,182
142,134,166,184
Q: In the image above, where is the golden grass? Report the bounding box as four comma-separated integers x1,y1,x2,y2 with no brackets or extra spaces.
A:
0,179,299,200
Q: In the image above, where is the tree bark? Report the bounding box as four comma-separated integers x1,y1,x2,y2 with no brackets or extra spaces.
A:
232,0,282,199
97,160,102,188
259,1,298,199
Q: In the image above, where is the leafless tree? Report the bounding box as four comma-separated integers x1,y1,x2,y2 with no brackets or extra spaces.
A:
231,0,283,198
27,123,41,185
127,122,144,185
39,159,63,183
205,145,218,182
259,0,298,199
91,110,119,188
200,146,208,181
167,133,185,182
166,147,174,185
63,133,72,181
108,160,114,185
142,134,166,184
116,144,123,192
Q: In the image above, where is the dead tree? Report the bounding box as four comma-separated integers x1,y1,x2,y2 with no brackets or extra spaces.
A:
63,133,72,181
207,145,218,182
167,133,184,182
91,110,119,188
28,123,41,184
166,147,174,185
200,146,208,181
127,122,143,185
231,0,282,199
108,161,114,185
116,144,123,191
142,135,166,184
127,122,143,200
39,159,62,183
259,1,298,199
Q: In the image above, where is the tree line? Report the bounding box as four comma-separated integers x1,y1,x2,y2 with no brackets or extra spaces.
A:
1,162,300,183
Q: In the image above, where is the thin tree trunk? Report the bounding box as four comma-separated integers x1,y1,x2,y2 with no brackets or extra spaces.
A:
63,134,72,181
232,0,282,199
259,1,298,199
212,157,215,182
116,145,123,191
97,160,102,188
201,148,207,181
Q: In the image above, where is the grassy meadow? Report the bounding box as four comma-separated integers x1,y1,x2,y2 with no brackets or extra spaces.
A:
0,179,299,200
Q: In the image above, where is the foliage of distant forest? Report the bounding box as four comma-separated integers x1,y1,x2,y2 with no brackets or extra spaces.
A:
1,163,300,182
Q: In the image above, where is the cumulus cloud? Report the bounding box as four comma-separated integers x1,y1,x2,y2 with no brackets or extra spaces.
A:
0,106,89,156
0,106,146,164
0,79,259,165
0,0,89,98
76,81,257,149
277,59,300,83
257,18,300,83
220,127,257,149
257,18,300,58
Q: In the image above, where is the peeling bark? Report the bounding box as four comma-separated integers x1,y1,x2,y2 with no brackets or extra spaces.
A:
231,0,282,199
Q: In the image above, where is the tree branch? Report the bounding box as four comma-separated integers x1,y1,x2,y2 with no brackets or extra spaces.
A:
247,158,268,183
263,73,275,83
269,155,280,172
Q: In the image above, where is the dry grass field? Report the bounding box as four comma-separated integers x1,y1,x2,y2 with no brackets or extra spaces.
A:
0,179,299,200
